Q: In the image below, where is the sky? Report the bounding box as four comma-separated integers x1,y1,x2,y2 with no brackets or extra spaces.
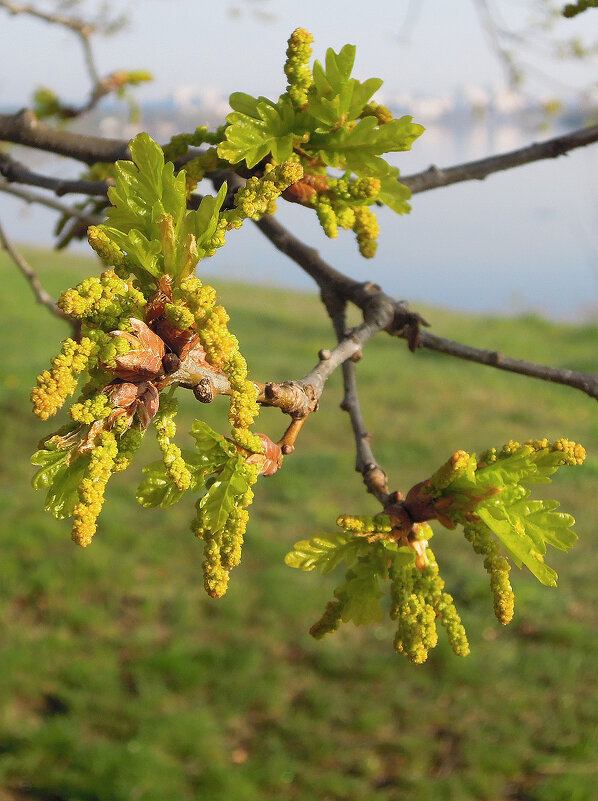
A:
1,0,597,108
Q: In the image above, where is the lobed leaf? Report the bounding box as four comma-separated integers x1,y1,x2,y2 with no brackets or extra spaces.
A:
336,560,384,626
312,116,424,177
377,172,413,215
190,420,236,463
31,447,71,491
39,455,89,520
137,450,208,509
196,456,250,532
284,531,364,574
218,97,298,167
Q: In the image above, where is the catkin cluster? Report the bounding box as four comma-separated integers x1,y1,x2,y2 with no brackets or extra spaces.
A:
70,393,112,425
31,337,96,420
71,431,118,547
284,27,314,108
336,513,393,534
309,177,382,257
163,125,226,161
359,101,393,125
176,276,261,444
310,600,344,639
87,226,128,272
153,395,192,492
351,207,380,258
183,150,221,194
193,465,258,598
464,519,515,624
390,546,470,663
228,163,304,222
546,438,586,466
58,269,146,329
428,449,471,492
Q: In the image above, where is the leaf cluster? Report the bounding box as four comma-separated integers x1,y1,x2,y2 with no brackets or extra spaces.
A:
138,420,250,518
215,30,424,254
427,440,585,587
102,133,228,283
287,527,416,627
286,439,584,660
31,134,265,594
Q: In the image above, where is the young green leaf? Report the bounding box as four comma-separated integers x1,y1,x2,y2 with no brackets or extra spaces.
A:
190,420,236,464
31,447,71,491
136,449,210,509
35,454,90,520
218,96,298,167
284,531,365,574
377,171,413,215
196,456,250,533
335,559,385,626
311,116,424,177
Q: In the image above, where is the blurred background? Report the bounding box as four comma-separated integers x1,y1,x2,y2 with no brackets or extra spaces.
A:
1,2,598,799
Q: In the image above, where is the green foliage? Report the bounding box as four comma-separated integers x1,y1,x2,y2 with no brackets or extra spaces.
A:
287,440,584,662
427,439,585,587
101,133,229,281
219,94,298,167
31,436,89,520
285,530,365,574
32,86,62,120
25,27,590,664
196,453,251,533
30,135,272,593
215,28,424,256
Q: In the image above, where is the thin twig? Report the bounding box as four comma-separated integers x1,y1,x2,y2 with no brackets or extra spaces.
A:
0,218,70,323
402,124,598,194
0,109,130,165
415,330,598,400
0,1,97,34
0,152,110,197
327,303,390,504
254,214,598,402
0,178,104,225
0,0,103,114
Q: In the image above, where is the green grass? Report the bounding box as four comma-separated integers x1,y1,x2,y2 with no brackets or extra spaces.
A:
1,246,598,800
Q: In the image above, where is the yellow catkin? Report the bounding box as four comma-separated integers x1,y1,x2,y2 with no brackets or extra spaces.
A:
71,431,118,547
284,27,314,108
153,397,192,492
31,337,96,420
352,206,380,258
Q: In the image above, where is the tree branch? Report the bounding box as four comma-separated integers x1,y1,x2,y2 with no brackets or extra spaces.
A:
0,152,110,196
2,107,597,198
0,109,130,165
0,178,104,225
254,214,598,402
0,1,98,35
402,124,598,194
415,330,598,400
326,302,390,504
0,219,71,323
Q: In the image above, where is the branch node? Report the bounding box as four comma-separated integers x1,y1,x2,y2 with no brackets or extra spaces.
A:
265,381,282,400
193,377,216,404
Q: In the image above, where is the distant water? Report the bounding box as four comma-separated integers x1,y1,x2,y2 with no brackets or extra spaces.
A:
2,118,597,321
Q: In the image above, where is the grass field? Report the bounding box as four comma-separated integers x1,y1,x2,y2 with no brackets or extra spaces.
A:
1,247,597,800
